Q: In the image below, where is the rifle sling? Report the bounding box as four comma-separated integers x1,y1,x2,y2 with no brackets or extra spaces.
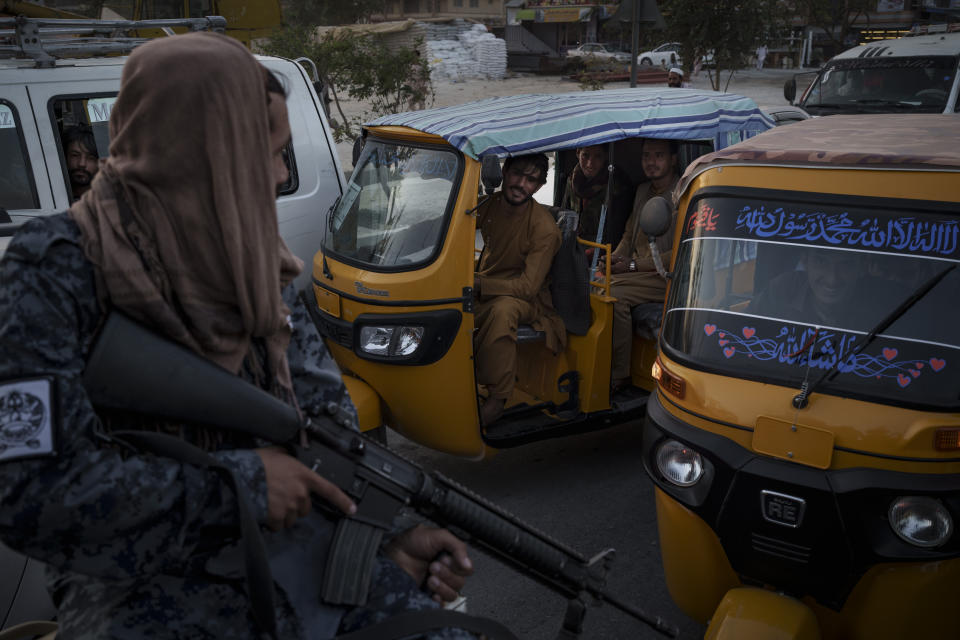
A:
107,430,278,640
335,609,520,640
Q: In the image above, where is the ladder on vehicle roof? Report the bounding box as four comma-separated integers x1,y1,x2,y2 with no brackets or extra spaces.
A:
0,15,227,67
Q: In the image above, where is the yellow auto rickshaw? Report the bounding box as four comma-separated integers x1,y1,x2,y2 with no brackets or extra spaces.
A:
638,114,960,639
307,88,773,458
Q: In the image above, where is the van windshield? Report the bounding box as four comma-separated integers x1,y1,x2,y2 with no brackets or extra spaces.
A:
325,139,462,269
801,56,956,114
663,193,960,409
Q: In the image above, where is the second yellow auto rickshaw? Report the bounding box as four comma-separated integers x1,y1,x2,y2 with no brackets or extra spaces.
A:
638,114,960,639
307,88,774,458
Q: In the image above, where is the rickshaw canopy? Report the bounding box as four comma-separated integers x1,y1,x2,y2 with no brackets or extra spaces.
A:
366,88,775,159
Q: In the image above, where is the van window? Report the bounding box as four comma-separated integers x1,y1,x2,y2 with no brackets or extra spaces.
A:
663,192,960,409
801,56,957,114
49,94,298,201
325,139,462,270
0,102,39,210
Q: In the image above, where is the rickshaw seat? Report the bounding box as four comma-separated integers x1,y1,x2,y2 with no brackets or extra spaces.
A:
631,303,663,340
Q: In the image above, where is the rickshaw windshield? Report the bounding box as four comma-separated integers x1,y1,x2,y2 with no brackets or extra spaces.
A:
663,192,960,409
325,139,462,270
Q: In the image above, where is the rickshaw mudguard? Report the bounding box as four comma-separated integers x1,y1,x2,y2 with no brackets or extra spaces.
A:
654,487,739,625
705,588,821,640
341,374,382,433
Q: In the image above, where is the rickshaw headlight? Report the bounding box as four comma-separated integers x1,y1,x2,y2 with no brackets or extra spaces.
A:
655,440,704,487
888,497,953,548
358,325,425,358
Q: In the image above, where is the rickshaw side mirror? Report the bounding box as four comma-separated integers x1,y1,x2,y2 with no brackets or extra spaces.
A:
481,156,502,195
784,77,797,104
351,135,365,167
639,196,672,238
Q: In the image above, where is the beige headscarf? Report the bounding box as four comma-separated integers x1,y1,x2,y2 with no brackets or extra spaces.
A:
70,32,302,394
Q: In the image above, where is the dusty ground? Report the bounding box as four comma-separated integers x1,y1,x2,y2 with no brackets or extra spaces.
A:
332,66,803,168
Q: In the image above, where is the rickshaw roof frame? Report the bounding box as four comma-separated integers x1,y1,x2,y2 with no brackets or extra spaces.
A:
677,114,960,198
366,88,775,160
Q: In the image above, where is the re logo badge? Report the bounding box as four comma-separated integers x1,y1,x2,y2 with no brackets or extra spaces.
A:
761,490,806,528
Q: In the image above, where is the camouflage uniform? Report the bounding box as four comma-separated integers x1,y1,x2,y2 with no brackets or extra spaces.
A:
0,214,468,639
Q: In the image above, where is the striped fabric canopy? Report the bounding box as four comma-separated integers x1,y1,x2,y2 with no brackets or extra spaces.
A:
367,88,775,159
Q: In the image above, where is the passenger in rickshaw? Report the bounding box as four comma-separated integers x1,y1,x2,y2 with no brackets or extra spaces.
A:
749,247,889,330
474,154,566,425
62,124,100,201
560,144,633,250
606,138,680,392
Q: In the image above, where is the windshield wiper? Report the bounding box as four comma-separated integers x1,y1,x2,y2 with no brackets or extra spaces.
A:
792,264,956,409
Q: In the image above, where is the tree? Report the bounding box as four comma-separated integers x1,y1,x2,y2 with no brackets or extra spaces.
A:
282,0,386,25
260,25,432,142
786,0,873,54
662,0,787,91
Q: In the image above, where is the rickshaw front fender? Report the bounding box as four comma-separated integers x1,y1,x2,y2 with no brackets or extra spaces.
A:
705,587,821,640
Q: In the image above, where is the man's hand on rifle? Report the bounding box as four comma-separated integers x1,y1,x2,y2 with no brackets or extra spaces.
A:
386,525,474,603
256,446,357,531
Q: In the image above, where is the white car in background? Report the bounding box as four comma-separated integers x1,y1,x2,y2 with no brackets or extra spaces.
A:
565,42,631,64
637,42,682,67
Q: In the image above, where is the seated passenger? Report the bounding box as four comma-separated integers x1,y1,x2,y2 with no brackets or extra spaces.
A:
607,138,680,392
561,144,632,250
62,124,99,201
475,154,566,425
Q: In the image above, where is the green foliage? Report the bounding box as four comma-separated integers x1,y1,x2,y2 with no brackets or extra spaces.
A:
282,0,386,25
575,57,615,91
259,25,432,142
662,0,787,91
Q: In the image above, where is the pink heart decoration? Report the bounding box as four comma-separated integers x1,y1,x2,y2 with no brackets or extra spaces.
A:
704,324,717,336
723,346,736,358
882,347,898,361
742,327,756,339
930,358,946,372
718,339,729,346
909,369,921,378
719,332,726,338
897,373,911,388
916,362,925,369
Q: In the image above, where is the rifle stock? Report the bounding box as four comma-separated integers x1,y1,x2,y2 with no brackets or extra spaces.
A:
83,312,679,639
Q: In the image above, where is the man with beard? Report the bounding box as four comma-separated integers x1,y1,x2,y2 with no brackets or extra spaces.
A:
667,68,687,88
62,124,99,200
562,144,632,249
474,154,565,425
607,138,680,392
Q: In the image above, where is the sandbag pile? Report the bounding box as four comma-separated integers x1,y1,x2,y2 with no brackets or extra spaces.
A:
424,23,507,83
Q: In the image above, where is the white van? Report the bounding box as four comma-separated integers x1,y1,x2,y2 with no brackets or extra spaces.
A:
0,16,345,283
785,26,960,116
0,17,344,634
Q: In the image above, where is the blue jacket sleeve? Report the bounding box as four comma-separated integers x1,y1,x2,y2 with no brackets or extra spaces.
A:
0,217,267,579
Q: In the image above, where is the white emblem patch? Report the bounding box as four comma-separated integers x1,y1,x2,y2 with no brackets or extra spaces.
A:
0,378,55,462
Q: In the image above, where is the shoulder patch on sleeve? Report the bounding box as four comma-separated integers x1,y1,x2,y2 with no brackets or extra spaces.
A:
0,377,56,462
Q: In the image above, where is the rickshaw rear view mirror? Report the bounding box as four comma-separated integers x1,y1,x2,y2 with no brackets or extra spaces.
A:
784,77,797,103
639,196,672,238
481,156,502,195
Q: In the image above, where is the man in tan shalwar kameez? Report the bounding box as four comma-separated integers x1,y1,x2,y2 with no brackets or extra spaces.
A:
474,154,566,425
608,139,680,390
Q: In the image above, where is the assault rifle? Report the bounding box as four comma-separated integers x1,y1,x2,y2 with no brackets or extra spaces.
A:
82,312,679,640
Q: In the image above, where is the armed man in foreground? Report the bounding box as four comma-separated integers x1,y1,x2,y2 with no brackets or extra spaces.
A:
0,33,475,639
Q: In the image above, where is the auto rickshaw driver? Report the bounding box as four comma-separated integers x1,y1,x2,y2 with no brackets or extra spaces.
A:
474,154,566,425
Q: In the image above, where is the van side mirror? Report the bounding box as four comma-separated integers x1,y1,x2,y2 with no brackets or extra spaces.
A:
784,77,797,104
639,196,672,238
481,156,502,195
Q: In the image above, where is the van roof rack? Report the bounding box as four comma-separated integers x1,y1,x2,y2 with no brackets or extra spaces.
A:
0,15,227,67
